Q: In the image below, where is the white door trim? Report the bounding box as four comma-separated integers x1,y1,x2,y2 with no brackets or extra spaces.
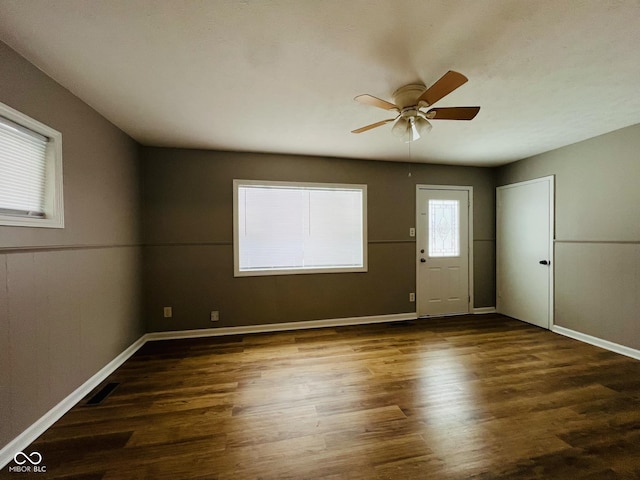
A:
415,185,474,316
496,175,555,328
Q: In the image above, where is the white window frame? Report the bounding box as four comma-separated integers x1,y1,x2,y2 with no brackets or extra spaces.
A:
0,102,64,228
233,179,368,277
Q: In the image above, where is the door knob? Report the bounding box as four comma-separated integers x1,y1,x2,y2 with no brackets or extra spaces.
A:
420,258,426,263
539,260,550,265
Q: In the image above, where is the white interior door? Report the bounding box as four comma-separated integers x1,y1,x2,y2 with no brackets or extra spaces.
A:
497,176,554,329
416,186,471,317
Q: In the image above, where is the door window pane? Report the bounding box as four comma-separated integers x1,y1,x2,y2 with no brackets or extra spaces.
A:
428,199,459,257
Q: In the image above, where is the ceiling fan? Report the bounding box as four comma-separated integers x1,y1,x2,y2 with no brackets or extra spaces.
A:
351,71,480,143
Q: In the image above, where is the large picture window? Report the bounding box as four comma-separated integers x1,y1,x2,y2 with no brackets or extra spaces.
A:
233,180,367,276
0,102,64,228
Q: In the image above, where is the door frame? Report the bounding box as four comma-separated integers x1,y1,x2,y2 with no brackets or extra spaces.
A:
496,175,555,328
415,185,474,317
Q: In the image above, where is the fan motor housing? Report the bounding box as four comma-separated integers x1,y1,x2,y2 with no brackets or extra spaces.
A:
392,84,427,109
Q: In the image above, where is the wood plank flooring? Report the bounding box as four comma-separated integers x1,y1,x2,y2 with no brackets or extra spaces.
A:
3,314,640,479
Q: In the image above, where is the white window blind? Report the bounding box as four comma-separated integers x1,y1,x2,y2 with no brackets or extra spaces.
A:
0,102,64,229
0,115,48,217
234,181,367,276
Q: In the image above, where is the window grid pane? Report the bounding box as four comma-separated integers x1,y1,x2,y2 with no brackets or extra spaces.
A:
428,199,460,257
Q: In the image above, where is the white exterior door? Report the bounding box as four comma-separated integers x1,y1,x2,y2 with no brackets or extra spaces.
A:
416,186,471,317
497,176,554,329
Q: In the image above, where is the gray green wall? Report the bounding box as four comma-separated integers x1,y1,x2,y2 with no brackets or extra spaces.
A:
0,41,143,450
141,148,496,332
496,123,640,350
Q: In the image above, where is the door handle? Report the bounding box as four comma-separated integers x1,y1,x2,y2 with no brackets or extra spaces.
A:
420,258,426,263
539,260,550,265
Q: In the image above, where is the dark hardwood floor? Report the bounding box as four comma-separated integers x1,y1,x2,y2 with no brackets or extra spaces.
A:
3,314,640,479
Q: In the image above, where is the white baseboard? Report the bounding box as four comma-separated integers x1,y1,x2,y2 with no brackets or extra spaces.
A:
146,312,418,341
473,307,497,314
0,335,147,470
552,325,640,361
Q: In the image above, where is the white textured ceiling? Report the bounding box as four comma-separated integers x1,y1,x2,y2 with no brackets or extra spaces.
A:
1,0,639,166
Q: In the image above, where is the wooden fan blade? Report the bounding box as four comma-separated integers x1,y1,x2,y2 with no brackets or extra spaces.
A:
418,71,468,106
351,118,396,134
354,94,399,111
426,106,480,120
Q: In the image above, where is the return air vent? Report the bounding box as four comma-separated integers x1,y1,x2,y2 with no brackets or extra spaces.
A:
86,382,120,406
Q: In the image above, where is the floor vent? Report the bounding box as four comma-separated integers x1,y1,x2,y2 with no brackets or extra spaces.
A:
86,382,120,406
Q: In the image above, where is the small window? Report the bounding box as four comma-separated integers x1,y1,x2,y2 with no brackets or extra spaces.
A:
428,199,460,257
233,180,367,276
0,102,64,228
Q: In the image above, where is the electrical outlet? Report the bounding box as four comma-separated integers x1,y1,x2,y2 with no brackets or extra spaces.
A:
163,306,172,318
210,311,219,322
409,293,415,302
409,228,416,237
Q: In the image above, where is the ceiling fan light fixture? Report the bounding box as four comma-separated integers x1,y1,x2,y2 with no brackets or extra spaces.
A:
415,116,433,136
401,117,420,143
391,117,409,137
409,117,420,142
397,116,432,143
